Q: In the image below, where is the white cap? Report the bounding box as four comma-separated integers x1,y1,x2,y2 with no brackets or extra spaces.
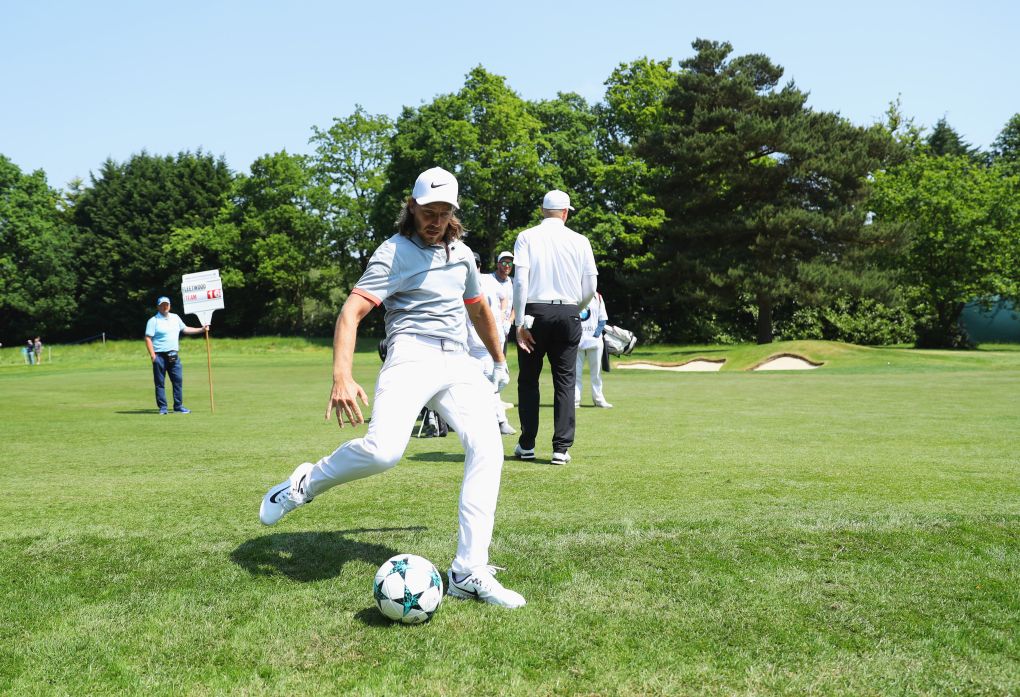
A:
497,251,514,262
412,167,459,209
542,189,574,211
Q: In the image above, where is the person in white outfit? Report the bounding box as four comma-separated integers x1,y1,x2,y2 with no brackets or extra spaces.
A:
575,292,612,408
512,190,598,466
491,251,515,354
259,167,525,609
490,251,516,410
466,252,516,435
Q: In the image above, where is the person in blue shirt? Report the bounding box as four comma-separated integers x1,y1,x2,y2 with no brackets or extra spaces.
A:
144,296,209,415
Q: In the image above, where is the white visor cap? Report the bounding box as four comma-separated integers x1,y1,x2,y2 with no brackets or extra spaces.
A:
542,189,575,211
412,167,459,209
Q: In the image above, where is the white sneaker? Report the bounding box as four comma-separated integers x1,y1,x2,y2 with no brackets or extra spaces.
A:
259,462,314,525
514,443,535,460
574,401,581,408
499,421,517,435
594,400,613,408
551,451,571,465
447,566,526,608
501,401,514,410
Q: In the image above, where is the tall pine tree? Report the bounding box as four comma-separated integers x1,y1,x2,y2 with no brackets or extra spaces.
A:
640,39,892,343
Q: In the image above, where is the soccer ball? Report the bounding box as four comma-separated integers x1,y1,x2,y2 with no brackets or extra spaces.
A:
373,554,444,624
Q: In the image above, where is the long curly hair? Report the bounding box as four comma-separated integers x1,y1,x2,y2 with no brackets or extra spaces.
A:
395,197,465,244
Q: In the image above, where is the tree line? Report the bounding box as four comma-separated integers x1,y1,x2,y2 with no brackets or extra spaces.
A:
2,39,1019,347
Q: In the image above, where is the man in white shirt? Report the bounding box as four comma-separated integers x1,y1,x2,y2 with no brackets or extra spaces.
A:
512,190,598,466
489,251,515,409
491,251,515,352
466,252,516,435
575,291,612,408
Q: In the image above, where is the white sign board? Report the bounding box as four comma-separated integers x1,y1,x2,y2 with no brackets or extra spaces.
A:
181,269,224,326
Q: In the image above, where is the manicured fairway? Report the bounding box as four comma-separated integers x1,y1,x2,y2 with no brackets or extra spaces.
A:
1,339,1018,695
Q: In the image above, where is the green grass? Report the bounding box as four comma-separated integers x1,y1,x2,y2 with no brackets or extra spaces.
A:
2,338,1018,695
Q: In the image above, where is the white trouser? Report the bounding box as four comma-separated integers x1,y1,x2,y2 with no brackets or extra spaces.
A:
468,347,508,424
574,341,605,404
306,334,505,574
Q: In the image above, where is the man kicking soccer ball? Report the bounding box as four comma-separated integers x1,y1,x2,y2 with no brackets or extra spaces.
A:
259,167,525,609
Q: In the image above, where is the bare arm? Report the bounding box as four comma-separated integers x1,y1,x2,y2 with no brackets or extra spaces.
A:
325,293,376,428
512,267,529,328
579,273,597,311
466,296,506,364
145,336,156,361
512,267,536,352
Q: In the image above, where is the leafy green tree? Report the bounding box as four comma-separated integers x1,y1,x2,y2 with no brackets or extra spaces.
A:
0,156,77,340
881,96,927,163
871,154,1020,347
308,106,394,280
165,152,336,334
241,152,337,332
377,66,552,263
161,220,248,331
72,150,232,338
639,39,892,343
991,113,1020,175
524,91,605,255
588,58,673,329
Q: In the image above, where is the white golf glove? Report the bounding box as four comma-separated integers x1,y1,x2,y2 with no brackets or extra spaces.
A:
491,362,510,392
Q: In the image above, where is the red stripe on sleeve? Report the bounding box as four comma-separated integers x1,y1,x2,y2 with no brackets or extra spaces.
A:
464,295,482,305
351,288,382,306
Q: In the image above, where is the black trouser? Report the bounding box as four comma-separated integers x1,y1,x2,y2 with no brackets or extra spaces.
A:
516,303,582,453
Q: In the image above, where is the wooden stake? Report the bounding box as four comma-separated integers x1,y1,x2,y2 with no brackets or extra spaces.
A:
205,328,215,413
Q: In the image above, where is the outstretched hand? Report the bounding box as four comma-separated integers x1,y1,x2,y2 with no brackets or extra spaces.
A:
325,377,369,428
516,326,535,353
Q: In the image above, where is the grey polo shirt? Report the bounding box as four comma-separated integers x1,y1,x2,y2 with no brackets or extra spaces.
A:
352,232,482,344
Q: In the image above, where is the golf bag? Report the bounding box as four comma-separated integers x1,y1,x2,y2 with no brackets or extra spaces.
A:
602,324,638,356
378,337,449,438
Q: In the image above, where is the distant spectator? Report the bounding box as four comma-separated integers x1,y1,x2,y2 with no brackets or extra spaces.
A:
575,292,612,408
466,252,516,436
491,251,515,354
33,337,42,365
144,295,209,415
25,339,35,365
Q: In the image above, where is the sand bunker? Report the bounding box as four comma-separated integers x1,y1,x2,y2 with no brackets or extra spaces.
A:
752,354,822,371
616,354,823,372
618,359,725,372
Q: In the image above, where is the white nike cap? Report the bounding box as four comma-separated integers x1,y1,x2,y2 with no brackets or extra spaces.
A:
542,189,575,211
412,167,459,209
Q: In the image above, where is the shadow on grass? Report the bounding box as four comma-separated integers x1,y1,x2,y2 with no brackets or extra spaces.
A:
231,526,425,582
115,409,164,415
353,606,398,627
352,605,441,628
405,452,463,463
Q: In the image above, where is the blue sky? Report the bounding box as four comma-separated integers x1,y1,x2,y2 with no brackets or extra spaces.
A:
3,1,1017,189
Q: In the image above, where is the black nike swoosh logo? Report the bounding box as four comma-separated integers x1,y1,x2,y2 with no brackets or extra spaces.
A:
430,182,447,188
269,475,304,503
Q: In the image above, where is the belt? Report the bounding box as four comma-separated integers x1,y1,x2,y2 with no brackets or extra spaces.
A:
391,334,466,352
528,300,575,305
